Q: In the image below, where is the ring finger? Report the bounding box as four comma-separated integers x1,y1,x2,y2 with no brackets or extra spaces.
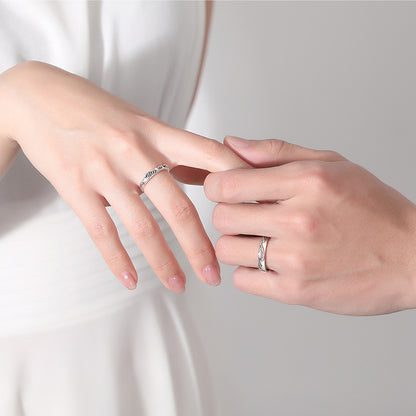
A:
215,234,285,273
213,202,284,237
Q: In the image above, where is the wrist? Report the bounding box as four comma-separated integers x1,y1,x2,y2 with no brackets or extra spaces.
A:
0,61,47,143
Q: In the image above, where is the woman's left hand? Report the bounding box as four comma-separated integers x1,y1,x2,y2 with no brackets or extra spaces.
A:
204,136,416,316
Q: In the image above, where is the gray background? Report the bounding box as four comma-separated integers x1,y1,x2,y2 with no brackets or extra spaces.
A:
184,2,416,415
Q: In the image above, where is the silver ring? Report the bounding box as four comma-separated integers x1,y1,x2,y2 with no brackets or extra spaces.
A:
139,164,170,192
258,236,270,272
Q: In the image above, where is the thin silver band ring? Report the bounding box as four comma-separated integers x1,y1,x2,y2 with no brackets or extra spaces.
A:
139,164,170,192
258,236,270,272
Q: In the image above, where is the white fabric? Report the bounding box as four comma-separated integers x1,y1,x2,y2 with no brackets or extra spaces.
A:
0,1,210,415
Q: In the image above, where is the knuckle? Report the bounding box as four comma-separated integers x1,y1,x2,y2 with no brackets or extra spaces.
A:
153,259,176,276
89,166,119,192
291,211,319,238
84,147,112,178
59,163,85,193
219,172,241,200
109,128,138,155
306,162,333,193
212,204,227,232
132,111,158,133
171,197,196,223
56,148,84,181
89,220,116,241
132,217,158,240
204,139,224,159
105,250,126,267
187,244,213,261
325,150,344,161
266,138,286,156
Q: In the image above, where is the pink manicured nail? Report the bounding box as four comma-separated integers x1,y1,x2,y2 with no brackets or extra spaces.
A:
203,264,221,286
121,271,137,290
168,275,186,294
226,136,249,148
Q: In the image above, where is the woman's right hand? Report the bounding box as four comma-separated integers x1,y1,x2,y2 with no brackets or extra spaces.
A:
0,61,249,292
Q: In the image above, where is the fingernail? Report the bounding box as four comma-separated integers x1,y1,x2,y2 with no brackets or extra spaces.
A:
121,271,137,290
203,263,221,286
226,136,249,148
168,275,186,294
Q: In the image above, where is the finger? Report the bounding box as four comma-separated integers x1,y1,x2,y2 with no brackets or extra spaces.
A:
215,234,287,273
213,202,323,244
233,266,312,306
204,162,304,203
70,193,138,290
144,170,222,287
104,181,188,294
160,127,252,171
224,136,346,168
213,202,283,237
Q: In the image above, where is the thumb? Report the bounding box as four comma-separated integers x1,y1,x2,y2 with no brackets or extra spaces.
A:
223,136,345,168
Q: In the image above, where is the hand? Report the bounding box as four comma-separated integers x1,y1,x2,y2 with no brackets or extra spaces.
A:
0,62,249,292
204,136,416,315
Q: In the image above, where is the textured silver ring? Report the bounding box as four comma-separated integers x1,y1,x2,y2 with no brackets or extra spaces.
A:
139,164,170,192
258,236,270,272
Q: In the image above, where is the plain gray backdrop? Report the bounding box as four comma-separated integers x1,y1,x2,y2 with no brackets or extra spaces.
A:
183,2,416,415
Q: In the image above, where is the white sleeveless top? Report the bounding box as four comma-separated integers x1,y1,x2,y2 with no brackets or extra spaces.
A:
0,1,206,336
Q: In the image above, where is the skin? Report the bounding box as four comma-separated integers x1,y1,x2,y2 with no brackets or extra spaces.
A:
167,0,214,185
204,136,416,316
0,61,249,292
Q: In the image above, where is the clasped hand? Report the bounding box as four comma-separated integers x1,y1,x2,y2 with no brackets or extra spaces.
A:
205,136,416,316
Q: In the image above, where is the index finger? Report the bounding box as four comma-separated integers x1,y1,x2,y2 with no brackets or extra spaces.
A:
204,163,303,203
159,126,252,172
